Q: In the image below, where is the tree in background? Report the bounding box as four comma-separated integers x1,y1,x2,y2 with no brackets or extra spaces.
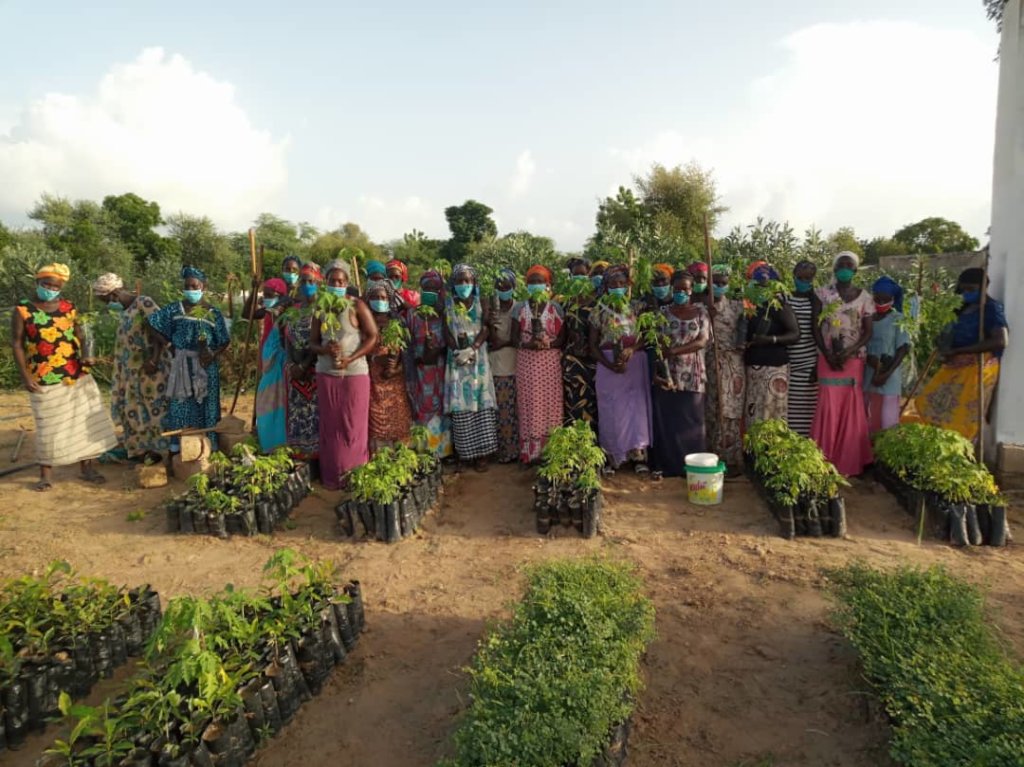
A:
388,229,444,275
101,193,173,266
469,232,561,289
442,200,497,263
985,0,1009,30
826,226,864,258
0,221,14,251
860,236,903,266
891,217,980,255
309,222,383,266
165,213,242,289
635,162,725,255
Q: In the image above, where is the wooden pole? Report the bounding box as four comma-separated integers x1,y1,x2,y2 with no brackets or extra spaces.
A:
229,229,260,416
351,255,362,294
705,213,725,446
976,253,989,464
900,348,939,417
251,246,265,431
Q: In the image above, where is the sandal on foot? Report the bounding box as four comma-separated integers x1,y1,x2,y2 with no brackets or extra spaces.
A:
80,469,106,485
634,463,650,476
33,480,53,492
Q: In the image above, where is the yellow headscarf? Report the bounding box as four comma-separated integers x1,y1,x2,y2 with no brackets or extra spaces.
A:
36,263,71,283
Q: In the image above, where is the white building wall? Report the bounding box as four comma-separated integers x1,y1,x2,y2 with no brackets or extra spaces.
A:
990,0,1024,447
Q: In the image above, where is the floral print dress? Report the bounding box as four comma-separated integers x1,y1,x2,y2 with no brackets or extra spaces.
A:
110,296,170,457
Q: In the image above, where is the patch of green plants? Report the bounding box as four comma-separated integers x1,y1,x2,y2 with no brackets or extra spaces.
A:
440,559,655,767
872,423,1003,505
348,442,431,504
313,290,353,335
829,563,1024,766
539,420,605,493
379,318,411,352
744,419,848,506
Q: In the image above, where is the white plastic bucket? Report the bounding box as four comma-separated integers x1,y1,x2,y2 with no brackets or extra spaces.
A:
685,453,726,506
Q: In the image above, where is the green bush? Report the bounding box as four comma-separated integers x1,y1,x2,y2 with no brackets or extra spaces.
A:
744,419,847,505
442,559,655,767
829,563,1024,766
872,423,1003,505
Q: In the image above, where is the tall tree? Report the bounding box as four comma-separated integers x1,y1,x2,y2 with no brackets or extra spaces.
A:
860,236,903,265
826,226,864,257
985,0,1009,30
27,193,133,275
309,222,383,265
389,229,444,273
892,217,980,255
443,200,497,262
101,192,169,265
634,162,725,254
166,213,240,282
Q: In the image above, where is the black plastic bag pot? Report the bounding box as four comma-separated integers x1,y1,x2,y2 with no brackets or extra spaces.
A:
0,712,6,754
119,610,145,657
90,631,114,679
965,504,983,546
592,718,632,767
109,621,128,668
775,504,796,540
335,501,355,538
794,500,809,537
239,679,266,743
988,505,1008,547
977,504,993,545
159,744,191,767
828,497,847,538
240,506,257,536
22,663,48,732
536,509,552,535
191,508,210,535
166,501,183,532
399,495,415,538
208,513,228,540
201,711,252,767
178,504,195,534
69,639,97,696
949,503,970,546
136,587,162,639
119,748,153,766
296,629,332,695
224,513,244,536
385,502,401,543
319,605,346,664
345,581,365,634
353,501,373,538
46,655,72,718
582,492,602,539
371,502,388,541
333,598,357,651
3,678,29,749
257,677,283,736
187,741,215,767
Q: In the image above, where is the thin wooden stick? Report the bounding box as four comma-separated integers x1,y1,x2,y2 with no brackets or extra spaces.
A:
229,229,260,415
900,348,939,417
704,213,725,436
351,256,362,294
977,253,989,464
251,246,266,431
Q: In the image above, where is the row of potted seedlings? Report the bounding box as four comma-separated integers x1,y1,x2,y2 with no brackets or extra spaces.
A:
743,419,849,539
0,562,162,752
163,445,312,538
872,423,1010,546
439,559,655,767
533,420,605,537
335,431,443,543
36,550,364,767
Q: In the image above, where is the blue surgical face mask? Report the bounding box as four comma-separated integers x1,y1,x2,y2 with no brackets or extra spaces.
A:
263,297,279,309
713,285,728,299
496,289,513,301
421,290,438,306
390,278,402,290
590,275,604,289
794,278,814,293
572,274,587,281
326,286,347,298
692,282,707,295
283,272,299,286
370,299,390,313
526,283,547,296
960,290,980,304
301,283,319,298
835,268,856,284
652,285,671,300
108,302,125,313
673,291,690,305
36,285,61,302
608,287,627,298
183,289,203,304
454,284,474,300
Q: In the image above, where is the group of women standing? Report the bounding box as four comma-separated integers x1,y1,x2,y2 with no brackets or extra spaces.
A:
14,250,1008,491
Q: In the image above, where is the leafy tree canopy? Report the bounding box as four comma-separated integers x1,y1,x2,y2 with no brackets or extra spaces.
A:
309,222,383,266
892,217,979,255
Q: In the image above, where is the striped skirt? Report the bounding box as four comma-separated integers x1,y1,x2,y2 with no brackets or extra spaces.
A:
30,375,118,466
787,365,818,437
451,409,498,461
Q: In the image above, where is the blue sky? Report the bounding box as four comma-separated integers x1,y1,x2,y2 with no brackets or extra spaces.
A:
0,0,1001,249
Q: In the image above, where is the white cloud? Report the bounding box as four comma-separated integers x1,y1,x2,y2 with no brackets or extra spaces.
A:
314,194,445,241
508,149,536,198
0,47,288,228
610,21,998,241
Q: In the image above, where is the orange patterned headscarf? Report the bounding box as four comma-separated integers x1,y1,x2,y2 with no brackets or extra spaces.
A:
526,264,554,284
653,263,674,279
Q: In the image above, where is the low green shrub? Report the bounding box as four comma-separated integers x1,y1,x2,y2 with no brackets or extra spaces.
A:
829,563,1024,766
744,419,847,506
872,423,1003,505
442,558,655,767
539,420,605,492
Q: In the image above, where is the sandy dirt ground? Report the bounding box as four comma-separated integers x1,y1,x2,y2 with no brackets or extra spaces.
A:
1,391,1022,767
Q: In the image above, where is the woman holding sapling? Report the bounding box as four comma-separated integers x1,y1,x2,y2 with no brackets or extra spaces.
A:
588,264,653,475
864,276,910,433
511,264,566,464
148,266,231,453
743,261,799,425
562,258,600,431
406,270,452,458
488,269,519,463
810,251,874,476
12,263,117,490
903,266,1009,441
443,263,498,471
705,264,746,471
365,281,413,452
650,271,710,479
309,260,378,488
786,260,821,437
281,263,322,462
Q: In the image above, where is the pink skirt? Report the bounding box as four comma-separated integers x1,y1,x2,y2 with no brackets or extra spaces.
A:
867,393,900,433
516,349,563,463
317,373,370,490
810,355,873,476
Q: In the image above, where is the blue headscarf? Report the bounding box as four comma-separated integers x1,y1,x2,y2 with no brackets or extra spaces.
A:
181,265,207,283
365,259,387,278
496,267,517,289
872,275,904,313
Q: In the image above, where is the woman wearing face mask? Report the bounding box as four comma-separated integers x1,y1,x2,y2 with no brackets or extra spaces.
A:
488,269,520,463
12,263,117,490
255,277,289,452
511,265,566,464
444,264,498,471
903,267,1008,441
309,261,378,488
639,264,675,315
386,258,420,308
786,260,822,436
743,261,800,426
686,262,710,304
366,281,413,452
704,264,746,472
588,264,653,474
810,251,874,476
147,266,231,454
281,263,323,463
282,255,302,300
562,257,600,431
589,261,609,294
650,271,710,479
92,272,169,462
405,270,453,459
864,276,911,433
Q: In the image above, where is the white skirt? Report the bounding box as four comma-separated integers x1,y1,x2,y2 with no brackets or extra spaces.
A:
30,375,118,466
